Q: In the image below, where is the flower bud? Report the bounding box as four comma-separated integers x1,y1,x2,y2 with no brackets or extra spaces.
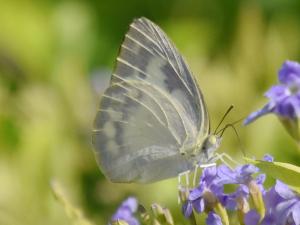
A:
151,203,174,225
236,196,250,224
203,191,229,225
248,180,265,220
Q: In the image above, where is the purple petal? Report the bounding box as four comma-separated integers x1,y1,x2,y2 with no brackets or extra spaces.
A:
255,174,266,192
278,60,300,84
112,208,131,221
239,164,259,176
260,214,276,225
182,201,193,218
126,218,139,225
235,164,259,184
221,185,249,210
276,199,297,224
201,166,218,184
265,85,288,102
217,165,237,184
275,180,296,199
209,184,224,197
275,96,300,118
111,197,139,225
263,186,284,210
206,212,223,225
244,210,260,225
263,154,274,162
121,197,138,213
222,194,237,210
292,202,300,224
193,198,205,213
244,103,274,125
189,185,205,201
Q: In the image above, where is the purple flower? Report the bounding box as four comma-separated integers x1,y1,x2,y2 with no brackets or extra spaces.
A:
244,60,300,124
111,197,139,225
217,164,265,210
206,211,223,225
250,180,300,225
218,164,259,185
273,181,300,225
182,166,223,217
259,185,284,225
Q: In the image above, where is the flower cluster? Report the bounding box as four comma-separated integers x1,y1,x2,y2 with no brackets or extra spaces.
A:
180,155,300,225
245,60,300,141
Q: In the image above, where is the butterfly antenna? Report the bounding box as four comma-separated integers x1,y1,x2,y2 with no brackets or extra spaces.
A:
214,105,234,135
217,118,246,157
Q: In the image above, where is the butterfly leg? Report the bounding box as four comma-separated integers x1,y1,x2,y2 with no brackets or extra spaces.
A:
177,170,190,203
199,162,217,168
178,170,190,188
192,164,199,187
192,162,216,186
215,153,241,166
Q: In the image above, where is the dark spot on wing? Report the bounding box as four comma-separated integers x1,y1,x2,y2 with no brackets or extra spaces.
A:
94,110,110,128
93,131,107,154
119,47,148,72
101,97,112,109
128,27,162,56
137,44,154,79
115,63,134,79
161,62,184,93
114,121,123,147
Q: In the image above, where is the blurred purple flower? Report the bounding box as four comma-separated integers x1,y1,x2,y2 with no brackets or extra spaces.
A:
206,211,223,225
244,60,300,124
182,166,223,217
263,154,274,162
111,197,139,225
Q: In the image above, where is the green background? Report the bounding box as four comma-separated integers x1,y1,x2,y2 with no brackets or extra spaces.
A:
0,0,300,224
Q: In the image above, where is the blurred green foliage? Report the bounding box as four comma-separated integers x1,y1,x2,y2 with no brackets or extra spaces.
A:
0,0,300,224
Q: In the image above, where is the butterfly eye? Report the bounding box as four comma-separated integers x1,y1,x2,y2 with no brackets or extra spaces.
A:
209,136,217,145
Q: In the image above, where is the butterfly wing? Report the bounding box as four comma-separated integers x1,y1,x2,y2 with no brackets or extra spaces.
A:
93,81,193,182
112,17,210,141
92,18,210,183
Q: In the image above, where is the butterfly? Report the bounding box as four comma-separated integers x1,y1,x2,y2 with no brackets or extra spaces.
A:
92,17,222,183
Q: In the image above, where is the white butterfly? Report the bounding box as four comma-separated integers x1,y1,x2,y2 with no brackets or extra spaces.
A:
92,17,221,183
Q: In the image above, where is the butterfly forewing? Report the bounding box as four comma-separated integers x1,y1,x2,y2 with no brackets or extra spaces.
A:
92,17,210,183
111,17,210,137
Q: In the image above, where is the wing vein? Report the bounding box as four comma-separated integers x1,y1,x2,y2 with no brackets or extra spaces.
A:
113,73,170,128
116,57,150,78
149,24,194,97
